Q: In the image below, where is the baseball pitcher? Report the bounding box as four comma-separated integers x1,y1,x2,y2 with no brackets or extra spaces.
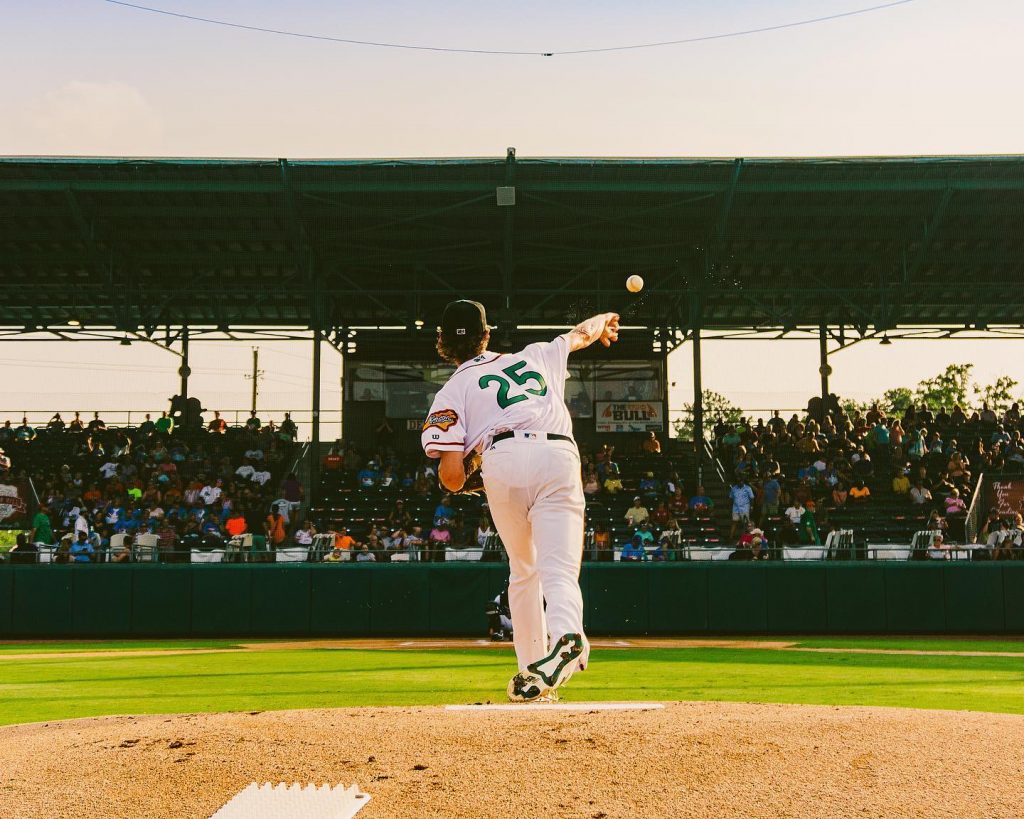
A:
421,300,620,702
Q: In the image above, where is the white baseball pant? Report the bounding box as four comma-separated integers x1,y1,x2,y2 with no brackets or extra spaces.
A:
481,434,587,672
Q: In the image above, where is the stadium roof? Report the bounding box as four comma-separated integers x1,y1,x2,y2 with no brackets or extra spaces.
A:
2,152,1024,357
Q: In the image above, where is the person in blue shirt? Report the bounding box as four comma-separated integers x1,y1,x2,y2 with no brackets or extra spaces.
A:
651,536,673,562
620,534,648,562
433,495,455,524
70,532,95,563
357,460,379,488
729,478,756,540
635,522,655,546
762,476,782,520
688,486,713,517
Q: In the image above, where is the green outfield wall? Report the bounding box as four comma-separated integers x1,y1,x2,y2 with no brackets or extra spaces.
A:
0,563,1022,638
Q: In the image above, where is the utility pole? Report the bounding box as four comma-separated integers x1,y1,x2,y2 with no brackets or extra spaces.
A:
245,347,264,414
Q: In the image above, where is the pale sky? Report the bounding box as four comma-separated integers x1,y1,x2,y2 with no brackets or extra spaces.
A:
3,0,1023,438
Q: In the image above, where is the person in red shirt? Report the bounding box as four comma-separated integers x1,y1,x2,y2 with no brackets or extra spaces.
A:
225,511,247,538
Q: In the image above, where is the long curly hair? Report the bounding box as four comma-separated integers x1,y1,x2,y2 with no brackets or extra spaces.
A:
436,329,489,365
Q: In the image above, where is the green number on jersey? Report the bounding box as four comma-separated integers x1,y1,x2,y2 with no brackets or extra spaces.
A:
478,360,548,409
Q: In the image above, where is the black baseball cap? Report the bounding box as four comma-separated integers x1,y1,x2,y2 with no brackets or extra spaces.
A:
440,300,490,337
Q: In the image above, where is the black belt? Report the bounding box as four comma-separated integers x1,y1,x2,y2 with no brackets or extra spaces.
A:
491,431,574,445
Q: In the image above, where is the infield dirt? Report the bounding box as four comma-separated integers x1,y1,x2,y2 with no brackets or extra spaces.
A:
1,701,1021,818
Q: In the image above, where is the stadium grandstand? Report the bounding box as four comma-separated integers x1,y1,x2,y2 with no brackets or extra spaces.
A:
3,153,1024,566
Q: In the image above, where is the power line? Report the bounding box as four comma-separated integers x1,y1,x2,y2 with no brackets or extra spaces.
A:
102,0,920,57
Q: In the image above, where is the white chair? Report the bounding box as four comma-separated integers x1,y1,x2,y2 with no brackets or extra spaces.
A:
134,533,160,562
191,549,225,563
275,546,308,563
685,546,735,561
870,542,913,560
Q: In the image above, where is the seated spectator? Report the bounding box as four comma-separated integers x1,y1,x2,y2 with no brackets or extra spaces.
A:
476,515,495,552
294,520,316,547
428,520,451,562
357,460,379,488
246,410,262,431
235,458,256,481
70,531,95,563
589,524,610,561
910,481,933,505
638,472,661,498
849,480,871,502
355,544,376,562
603,463,623,495
892,471,911,495
323,546,346,562
624,497,650,527
635,521,655,546
651,501,671,526
433,495,455,525
641,431,662,455
944,488,967,516
620,534,648,562
668,487,688,516
47,413,65,432
251,466,273,487
784,500,805,527
8,533,39,564
583,468,601,496
110,533,133,563
831,482,848,508
651,536,673,562
688,485,713,516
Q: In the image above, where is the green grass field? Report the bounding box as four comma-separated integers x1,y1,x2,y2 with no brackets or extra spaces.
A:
0,637,1022,727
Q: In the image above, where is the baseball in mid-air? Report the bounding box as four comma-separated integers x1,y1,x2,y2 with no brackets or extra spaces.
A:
626,274,644,293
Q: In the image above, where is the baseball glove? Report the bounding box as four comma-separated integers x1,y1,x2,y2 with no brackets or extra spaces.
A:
458,451,485,496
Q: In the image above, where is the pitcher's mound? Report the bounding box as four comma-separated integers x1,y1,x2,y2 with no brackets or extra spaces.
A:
1,701,1022,818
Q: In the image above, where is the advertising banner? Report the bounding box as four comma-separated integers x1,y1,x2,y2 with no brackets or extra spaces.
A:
595,401,664,432
0,481,29,525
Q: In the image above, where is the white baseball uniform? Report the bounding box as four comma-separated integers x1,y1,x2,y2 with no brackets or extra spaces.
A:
422,335,587,673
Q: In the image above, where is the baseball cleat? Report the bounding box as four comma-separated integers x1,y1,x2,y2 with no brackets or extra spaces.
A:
506,633,587,702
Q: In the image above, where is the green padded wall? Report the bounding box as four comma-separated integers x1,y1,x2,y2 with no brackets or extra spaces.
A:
0,567,11,635
766,565,828,633
943,565,1005,632
371,566,431,636
708,565,767,632
132,566,191,635
825,565,887,632
191,567,252,635
648,563,708,632
12,566,73,636
250,566,311,635
309,568,372,636
1002,565,1024,632
884,565,947,632
72,566,133,636
0,563,1022,638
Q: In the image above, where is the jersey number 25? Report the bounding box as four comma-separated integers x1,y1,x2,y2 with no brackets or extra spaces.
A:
478,360,548,409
